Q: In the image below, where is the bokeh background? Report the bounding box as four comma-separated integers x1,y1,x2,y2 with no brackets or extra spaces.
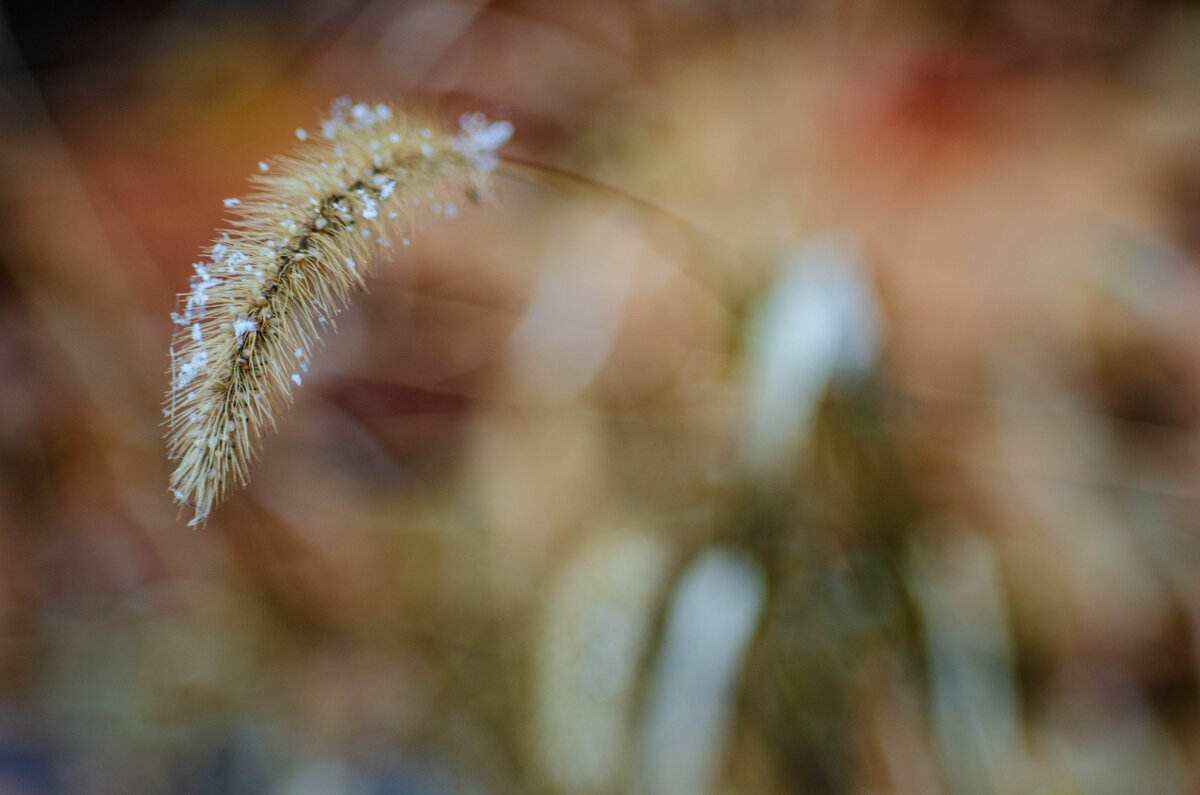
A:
2,0,1200,792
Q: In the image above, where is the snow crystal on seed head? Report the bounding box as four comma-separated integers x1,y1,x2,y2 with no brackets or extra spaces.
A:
180,262,221,322
233,318,258,340
173,349,209,390
453,113,513,172
322,96,352,138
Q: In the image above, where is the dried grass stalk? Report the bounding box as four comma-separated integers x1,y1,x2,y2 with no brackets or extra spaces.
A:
165,99,513,525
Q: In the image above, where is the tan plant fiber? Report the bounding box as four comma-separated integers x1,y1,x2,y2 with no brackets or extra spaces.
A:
165,99,513,525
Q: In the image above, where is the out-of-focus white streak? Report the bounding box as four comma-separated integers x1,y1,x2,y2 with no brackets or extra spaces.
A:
908,529,1030,795
533,532,671,793
637,549,767,795
742,237,881,477
508,212,641,403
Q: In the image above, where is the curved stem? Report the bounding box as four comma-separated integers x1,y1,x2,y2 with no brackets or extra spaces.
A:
498,153,703,238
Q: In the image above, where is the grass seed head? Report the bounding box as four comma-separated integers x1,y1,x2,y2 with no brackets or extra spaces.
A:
165,100,513,525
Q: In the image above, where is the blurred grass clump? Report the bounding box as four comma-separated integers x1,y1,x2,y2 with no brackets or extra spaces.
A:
1,0,1200,792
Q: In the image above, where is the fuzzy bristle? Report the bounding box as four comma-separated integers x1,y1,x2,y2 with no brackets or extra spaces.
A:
165,99,513,525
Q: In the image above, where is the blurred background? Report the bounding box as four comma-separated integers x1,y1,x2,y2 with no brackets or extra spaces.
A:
1,0,1200,792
